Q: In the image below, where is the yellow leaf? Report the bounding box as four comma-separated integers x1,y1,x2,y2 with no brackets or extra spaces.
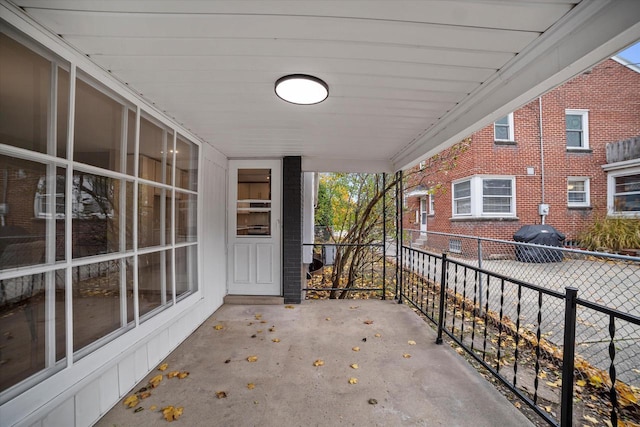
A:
177,371,189,379
583,414,598,424
149,375,163,388
313,359,325,367
546,381,560,388
350,364,359,369
374,333,381,338
139,391,151,399
619,387,638,406
544,406,552,413
213,324,224,330
589,375,604,387
167,371,180,379
349,306,359,309
352,347,360,352
158,363,169,371
162,406,184,422
123,395,139,408
348,377,358,384
408,340,416,345
514,402,521,409
247,383,255,390
254,314,262,319
538,371,548,379
149,405,157,411
325,317,331,321
403,354,411,358
576,379,587,387
247,356,258,362
272,338,280,343
285,305,295,309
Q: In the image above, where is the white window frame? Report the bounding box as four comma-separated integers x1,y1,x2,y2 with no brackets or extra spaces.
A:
419,160,426,170
452,175,516,218
605,165,640,217
428,192,435,215
567,177,590,207
494,113,514,142
565,109,589,150
452,179,471,216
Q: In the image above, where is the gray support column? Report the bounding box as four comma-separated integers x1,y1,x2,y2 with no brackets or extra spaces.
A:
282,156,303,304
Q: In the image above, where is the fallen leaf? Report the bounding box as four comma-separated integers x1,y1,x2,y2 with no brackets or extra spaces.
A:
255,314,262,319
149,375,163,388
162,406,183,421
368,398,378,405
213,324,224,330
313,359,325,367
247,356,258,362
272,338,280,343
158,363,169,371
268,327,276,332
178,371,189,379
139,391,151,399
583,414,598,424
403,354,411,358
150,405,157,411
352,347,360,352
514,402,521,409
349,306,359,309
348,377,358,384
123,395,139,408
589,375,604,387
546,381,560,388
544,405,552,413
216,391,227,399
350,364,359,369
167,371,180,379
364,320,374,325
247,383,255,390
408,340,416,345
374,333,381,338
576,379,587,387
224,359,231,364
134,407,144,413
538,371,548,379
285,305,295,309
325,317,331,321
455,347,464,355
256,330,263,333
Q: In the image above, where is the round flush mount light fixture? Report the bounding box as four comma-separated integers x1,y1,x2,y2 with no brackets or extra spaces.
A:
275,74,329,105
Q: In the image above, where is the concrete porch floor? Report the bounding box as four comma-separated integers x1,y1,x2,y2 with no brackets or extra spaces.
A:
97,300,532,427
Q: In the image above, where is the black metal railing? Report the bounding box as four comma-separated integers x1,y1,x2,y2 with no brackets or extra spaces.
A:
303,242,394,299
399,244,640,427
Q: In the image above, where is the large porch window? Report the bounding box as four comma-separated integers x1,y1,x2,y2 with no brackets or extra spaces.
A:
0,27,200,399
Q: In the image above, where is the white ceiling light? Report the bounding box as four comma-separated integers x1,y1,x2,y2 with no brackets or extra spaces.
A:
275,74,329,105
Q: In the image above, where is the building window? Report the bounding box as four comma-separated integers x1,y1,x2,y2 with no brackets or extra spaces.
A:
610,172,640,214
429,193,435,215
567,177,590,207
453,180,471,215
452,176,515,217
566,109,589,149
419,160,426,170
494,113,514,142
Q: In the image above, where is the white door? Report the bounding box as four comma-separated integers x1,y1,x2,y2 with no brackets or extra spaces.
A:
228,160,281,295
420,197,427,235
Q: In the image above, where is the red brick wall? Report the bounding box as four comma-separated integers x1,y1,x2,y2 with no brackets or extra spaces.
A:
404,59,640,242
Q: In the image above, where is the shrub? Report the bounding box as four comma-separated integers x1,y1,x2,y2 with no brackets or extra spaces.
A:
578,216,640,253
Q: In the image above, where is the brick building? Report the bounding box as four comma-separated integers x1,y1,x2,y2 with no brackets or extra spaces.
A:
404,57,640,243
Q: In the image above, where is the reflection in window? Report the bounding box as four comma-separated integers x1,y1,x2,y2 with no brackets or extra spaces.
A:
176,192,197,243
614,173,640,213
72,261,125,353
176,245,198,298
176,135,198,191
0,270,65,392
138,183,171,249
138,250,171,318
139,116,172,185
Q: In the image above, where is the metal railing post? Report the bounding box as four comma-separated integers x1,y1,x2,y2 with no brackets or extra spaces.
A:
397,171,404,304
477,238,484,315
560,287,578,427
382,173,386,300
436,253,448,344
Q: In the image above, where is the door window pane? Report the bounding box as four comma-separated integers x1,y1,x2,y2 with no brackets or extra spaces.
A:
237,168,271,236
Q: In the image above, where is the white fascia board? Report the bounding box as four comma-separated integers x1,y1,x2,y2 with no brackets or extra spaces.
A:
302,157,393,173
392,0,640,171
0,1,225,160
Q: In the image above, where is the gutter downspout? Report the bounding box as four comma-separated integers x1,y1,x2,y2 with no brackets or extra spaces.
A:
539,96,546,225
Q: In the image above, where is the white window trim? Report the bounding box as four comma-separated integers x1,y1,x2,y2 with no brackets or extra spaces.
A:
565,109,589,150
428,192,435,215
452,175,516,218
567,177,590,207
494,112,514,142
606,164,640,217
419,160,426,170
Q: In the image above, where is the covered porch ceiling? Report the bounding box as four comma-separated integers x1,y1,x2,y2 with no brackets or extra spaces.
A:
6,0,640,172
